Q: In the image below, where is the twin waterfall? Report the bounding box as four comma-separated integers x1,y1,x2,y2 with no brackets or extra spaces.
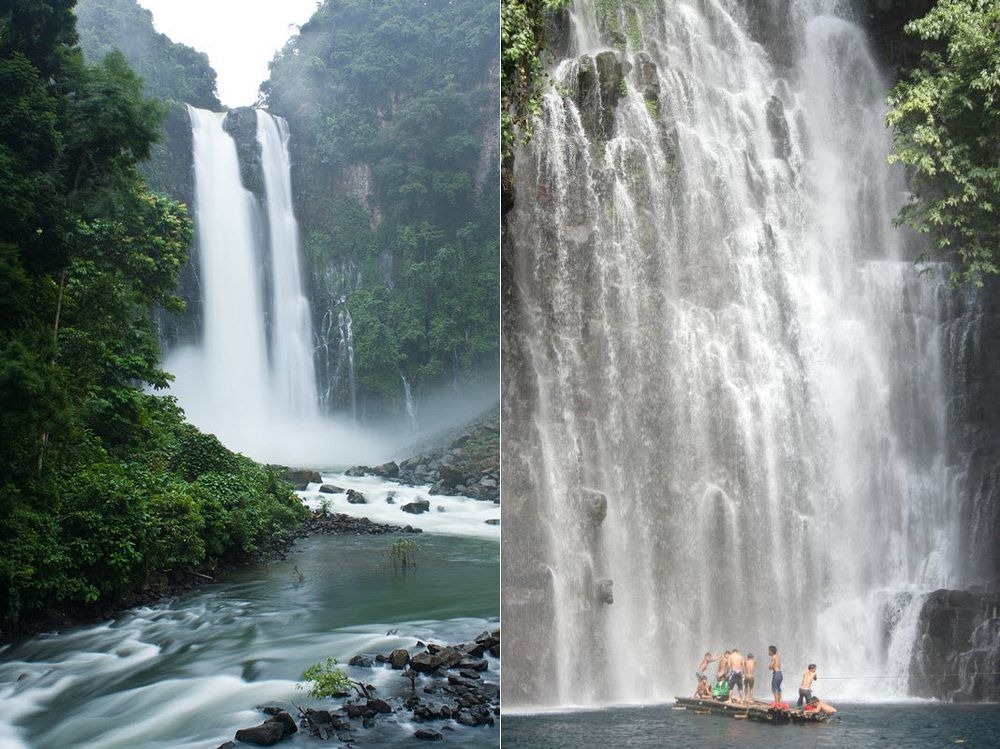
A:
165,107,322,461
503,0,963,707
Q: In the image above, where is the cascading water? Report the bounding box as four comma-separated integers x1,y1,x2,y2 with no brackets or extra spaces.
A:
401,374,418,432
168,106,271,432
256,110,319,416
502,0,966,708
164,107,364,464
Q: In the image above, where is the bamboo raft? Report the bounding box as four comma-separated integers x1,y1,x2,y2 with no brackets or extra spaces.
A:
674,697,831,724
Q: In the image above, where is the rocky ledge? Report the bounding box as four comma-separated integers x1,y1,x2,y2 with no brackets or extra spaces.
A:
222,630,500,746
344,406,500,503
909,587,1000,701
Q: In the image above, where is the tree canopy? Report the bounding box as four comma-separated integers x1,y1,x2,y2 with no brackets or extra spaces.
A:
886,0,1000,285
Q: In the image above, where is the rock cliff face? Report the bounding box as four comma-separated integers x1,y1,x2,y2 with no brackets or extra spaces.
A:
948,279,1000,588
910,589,1000,701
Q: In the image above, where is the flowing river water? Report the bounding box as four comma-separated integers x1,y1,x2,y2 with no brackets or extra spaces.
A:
0,477,500,748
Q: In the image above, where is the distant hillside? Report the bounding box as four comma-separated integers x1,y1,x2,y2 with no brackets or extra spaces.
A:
75,0,220,109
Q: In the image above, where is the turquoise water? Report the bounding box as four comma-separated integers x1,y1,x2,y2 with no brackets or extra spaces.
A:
502,703,1000,748
0,534,499,748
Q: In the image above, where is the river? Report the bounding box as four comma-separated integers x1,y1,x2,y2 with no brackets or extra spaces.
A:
503,703,1000,748
0,474,500,748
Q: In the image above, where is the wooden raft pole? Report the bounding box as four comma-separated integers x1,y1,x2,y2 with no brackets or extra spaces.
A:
673,697,831,725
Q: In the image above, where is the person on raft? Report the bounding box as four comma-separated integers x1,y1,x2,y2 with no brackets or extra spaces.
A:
769,645,783,705
696,651,719,681
728,648,746,702
694,674,712,699
744,652,757,702
712,673,731,701
798,663,818,706
803,695,837,715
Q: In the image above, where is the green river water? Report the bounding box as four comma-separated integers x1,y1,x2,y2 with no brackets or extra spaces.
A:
0,533,500,748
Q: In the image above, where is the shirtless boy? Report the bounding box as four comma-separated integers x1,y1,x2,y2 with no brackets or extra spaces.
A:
744,652,756,702
717,650,731,680
696,652,718,681
694,675,712,699
798,663,818,706
804,695,837,715
728,649,745,702
768,645,783,704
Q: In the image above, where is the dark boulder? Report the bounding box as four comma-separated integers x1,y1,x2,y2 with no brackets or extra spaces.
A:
414,729,443,741
389,648,410,669
367,698,393,714
346,489,367,505
437,463,465,488
344,703,366,718
458,658,489,671
765,95,792,160
276,468,321,490
633,51,660,104
410,652,444,673
428,480,451,496
402,499,431,514
575,487,607,523
267,713,296,736
349,654,374,668
233,720,286,746
318,484,343,494
374,461,400,478
438,647,463,668
909,588,1000,701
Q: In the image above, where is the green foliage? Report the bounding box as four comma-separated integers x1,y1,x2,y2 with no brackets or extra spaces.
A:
265,0,499,413
0,0,304,633
886,0,1000,285
299,657,362,698
74,0,220,109
386,538,418,571
501,0,571,157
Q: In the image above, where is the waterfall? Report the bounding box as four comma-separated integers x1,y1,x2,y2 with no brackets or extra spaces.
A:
502,0,964,708
256,110,319,416
401,374,418,432
164,106,323,461
169,106,271,432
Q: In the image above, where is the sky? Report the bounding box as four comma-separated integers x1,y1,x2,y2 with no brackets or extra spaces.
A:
137,0,320,108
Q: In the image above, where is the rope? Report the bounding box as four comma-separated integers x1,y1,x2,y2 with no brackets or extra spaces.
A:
815,671,1000,680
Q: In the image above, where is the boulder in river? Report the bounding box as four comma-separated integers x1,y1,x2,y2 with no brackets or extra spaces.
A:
437,463,465,488
374,461,400,477
276,468,322,490
367,698,393,714
346,489,367,505
414,729,443,741
410,651,444,672
389,648,410,669
234,711,295,746
318,484,343,494
402,499,431,514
